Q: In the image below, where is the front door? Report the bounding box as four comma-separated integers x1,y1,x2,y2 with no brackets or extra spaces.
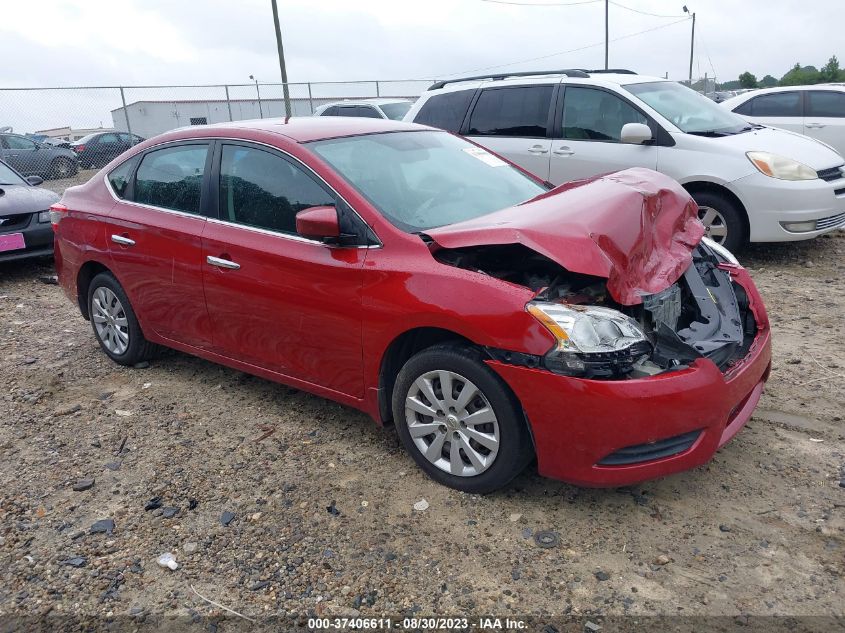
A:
1,135,40,175
201,142,367,398
103,142,213,348
549,86,658,184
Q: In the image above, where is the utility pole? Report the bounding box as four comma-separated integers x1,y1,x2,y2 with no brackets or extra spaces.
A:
250,75,264,118
604,0,609,70
683,6,695,86
271,0,292,119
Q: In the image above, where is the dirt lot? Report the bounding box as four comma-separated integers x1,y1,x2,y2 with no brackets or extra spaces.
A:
0,221,843,625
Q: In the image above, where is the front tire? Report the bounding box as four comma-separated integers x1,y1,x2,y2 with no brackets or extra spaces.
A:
691,190,747,253
50,157,76,179
87,272,155,366
392,344,534,494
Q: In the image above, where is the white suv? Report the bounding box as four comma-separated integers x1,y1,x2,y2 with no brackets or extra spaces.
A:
720,85,845,158
405,70,845,252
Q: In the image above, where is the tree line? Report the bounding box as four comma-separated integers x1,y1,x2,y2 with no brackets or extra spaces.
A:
723,55,844,91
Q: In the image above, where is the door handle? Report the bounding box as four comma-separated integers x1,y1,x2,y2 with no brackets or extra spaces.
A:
805,123,826,129
111,234,135,246
207,255,240,270
527,145,549,155
553,147,575,156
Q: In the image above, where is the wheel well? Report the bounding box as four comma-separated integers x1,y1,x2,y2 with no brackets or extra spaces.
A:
76,262,111,320
378,327,473,425
682,181,749,237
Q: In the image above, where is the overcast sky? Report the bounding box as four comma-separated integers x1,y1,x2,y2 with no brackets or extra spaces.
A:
1,0,841,87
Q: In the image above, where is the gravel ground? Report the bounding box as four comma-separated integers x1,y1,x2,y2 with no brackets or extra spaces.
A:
0,229,843,626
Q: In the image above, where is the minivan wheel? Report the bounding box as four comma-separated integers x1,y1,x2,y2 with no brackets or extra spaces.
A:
392,344,534,494
691,190,747,253
50,157,74,179
87,272,155,366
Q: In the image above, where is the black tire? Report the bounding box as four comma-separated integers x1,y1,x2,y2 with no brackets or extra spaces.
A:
87,272,155,366
690,190,747,254
50,157,76,180
392,343,534,494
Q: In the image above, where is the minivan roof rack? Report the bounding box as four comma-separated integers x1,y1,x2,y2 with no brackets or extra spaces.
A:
429,69,589,91
578,68,638,75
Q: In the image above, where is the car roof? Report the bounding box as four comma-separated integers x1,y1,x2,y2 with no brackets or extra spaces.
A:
319,98,411,108
165,116,429,144
721,84,845,108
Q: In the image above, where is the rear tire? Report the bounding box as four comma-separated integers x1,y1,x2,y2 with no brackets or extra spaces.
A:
392,343,533,494
87,272,155,366
690,190,747,253
50,157,76,179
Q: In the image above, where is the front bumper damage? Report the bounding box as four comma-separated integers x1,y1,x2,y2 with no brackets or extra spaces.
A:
487,262,771,487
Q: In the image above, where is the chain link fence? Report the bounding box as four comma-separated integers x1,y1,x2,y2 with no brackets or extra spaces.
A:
0,80,434,180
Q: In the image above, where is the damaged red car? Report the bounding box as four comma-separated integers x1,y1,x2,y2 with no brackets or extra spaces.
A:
53,118,771,493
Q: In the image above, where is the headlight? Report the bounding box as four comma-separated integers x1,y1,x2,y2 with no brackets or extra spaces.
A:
746,151,817,181
701,236,739,265
527,302,651,378
38,211,51,223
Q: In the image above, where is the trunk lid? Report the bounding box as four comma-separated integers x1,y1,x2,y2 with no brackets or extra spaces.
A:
425,168,705,305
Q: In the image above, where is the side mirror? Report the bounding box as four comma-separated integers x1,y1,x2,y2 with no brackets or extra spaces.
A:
26,175,44,186
621,123,653,144
295,205,340,241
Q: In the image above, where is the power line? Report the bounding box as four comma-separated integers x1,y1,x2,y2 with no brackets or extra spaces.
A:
437,16,689,78
479,0,600,5
608,1,686,18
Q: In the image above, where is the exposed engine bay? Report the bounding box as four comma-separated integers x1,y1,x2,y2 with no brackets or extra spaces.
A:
433,242,758,379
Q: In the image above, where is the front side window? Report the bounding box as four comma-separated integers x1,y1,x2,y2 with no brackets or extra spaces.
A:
748,92,802,117
414,89,475,133
468,86,553,137
309,131,546,233
5,135,37,150
219,144,336,235
807,91,845,117
380,102,412,120
562,87,647,141
134,144,208,214
625,81,749,134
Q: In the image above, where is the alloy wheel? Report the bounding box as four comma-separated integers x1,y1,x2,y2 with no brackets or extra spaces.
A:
404,370,500,477
698,206,728,244
92,287,130,355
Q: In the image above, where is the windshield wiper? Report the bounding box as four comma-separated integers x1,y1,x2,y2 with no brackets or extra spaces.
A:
687,130,731,137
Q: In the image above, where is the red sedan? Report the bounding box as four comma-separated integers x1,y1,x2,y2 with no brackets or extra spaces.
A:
52,118,771,493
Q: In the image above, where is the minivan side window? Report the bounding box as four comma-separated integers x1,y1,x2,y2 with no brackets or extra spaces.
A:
747,92,802,117
134,144,209,214
219,144,336,235
562,87,647,141
467,86,554,137
807,91,845,117
414,89,475,133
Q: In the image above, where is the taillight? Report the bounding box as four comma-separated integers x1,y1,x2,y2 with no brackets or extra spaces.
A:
49,202,68,231
73,144,85,152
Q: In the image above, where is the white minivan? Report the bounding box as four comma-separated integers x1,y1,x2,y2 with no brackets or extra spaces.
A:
405,70,845,252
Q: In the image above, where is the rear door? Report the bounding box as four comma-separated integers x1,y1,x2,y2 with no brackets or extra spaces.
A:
103,141,213,348
734,91,804,135
464,84,555,180
201,141,368,397
804,90,845,157
549,85,658,183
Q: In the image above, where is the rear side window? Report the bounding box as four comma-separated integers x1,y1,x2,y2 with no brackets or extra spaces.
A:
747,92,802,117
107,158,137,199
562,87,647,141
322,106,339,116
219,144,336,235
467,86,554,137
134,144,209,214
807,91,845,117
414,89,475,133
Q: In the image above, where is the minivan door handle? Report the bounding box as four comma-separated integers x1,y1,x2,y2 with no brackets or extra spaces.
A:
527,144,549,154
207,255,240,270
111,234,135,246
805,122,826,129
553,147,575,156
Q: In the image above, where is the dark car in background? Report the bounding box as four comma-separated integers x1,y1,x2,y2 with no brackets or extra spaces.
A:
71,132,144,169
0,159,59,262
0,133,79,180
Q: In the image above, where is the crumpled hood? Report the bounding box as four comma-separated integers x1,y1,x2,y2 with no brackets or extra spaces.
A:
426,168,705,306
0,184,59,217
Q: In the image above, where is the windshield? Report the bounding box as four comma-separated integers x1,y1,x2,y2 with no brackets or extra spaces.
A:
309,131,545,232
379,101,412,120
625,81,751,135
0,161,26,185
